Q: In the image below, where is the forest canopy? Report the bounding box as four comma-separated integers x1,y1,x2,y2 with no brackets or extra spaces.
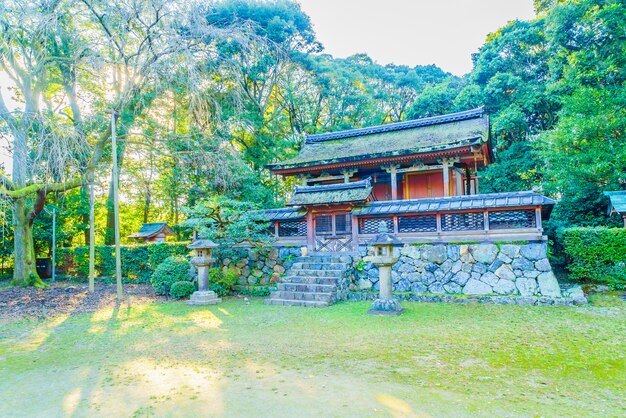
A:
0,0,624,284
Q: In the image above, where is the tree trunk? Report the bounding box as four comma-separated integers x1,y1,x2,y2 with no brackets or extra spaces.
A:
143,190,151,224
105,179,115,245
11,198,46,287
105,145,125,245
82,185,91,245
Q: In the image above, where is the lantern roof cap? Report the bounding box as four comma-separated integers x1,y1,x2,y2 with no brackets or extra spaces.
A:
368,221,403,246
187,239,219,249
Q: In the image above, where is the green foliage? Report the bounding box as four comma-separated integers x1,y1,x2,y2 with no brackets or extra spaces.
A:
234,285,272,297
208,267,239,296
537,87,626,226
480,142,541,193
169,281,196,299
560,227,626,289
182,196,274,247
150,256,192,296
58,242,190,283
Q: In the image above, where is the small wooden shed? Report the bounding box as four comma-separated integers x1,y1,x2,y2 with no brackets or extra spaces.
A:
605,191,626,227
128,222,176,243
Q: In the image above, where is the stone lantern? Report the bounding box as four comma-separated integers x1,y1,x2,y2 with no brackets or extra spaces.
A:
187,239,221,305
364,221,404,315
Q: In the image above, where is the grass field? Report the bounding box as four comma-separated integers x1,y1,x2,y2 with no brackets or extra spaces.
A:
1,295,625,417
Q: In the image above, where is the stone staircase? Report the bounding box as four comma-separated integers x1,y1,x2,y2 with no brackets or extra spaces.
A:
264,254,352,307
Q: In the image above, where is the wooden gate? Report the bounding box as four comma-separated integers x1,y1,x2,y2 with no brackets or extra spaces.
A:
313,212,353,252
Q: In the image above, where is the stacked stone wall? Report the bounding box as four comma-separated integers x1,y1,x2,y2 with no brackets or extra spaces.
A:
355,242,562,298
213,243,586,304
215,247,302,286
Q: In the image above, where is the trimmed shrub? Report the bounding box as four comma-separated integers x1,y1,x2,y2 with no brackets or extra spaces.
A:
150,256,192,295
208,266,239,296
170,281,196,299
561,227,626,289
57,242,190,283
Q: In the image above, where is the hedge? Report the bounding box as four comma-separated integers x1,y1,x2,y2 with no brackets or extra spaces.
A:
561,227,626,288
58,242,191,283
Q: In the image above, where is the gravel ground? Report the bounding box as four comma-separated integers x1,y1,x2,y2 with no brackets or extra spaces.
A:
0,282,165,323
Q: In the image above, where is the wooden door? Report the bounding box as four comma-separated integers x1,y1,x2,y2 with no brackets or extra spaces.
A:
405,172,445,199
314,212,353,252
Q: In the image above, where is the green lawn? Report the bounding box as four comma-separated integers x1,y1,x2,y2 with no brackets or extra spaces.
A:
1,296,625,417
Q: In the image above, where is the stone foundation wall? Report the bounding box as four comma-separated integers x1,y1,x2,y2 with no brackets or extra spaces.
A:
354,242,563,298
215,247,302,286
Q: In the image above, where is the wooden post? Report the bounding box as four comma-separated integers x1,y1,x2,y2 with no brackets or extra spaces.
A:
484,210,490,234
455,170,463,196
383,165,400,200
351,215,359,250
390,166,398,200
436,213,442,234
535,207,543,232
392,215,399,234
306,211,314,252
111,112,123,300
464,166,472,195
442,164,450,197
88,183,95,293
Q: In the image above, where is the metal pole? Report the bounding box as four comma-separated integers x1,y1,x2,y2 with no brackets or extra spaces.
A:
111,112,123,300
89,183,95,293
51,208,56,282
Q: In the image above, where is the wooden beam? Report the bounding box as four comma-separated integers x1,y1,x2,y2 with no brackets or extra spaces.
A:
396,164,443,174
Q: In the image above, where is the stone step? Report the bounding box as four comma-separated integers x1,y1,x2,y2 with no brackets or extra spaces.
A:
287,268,345,278
294,256,348,263
277,282,337,293
270,290,334,302
280,276,339,286
264,298,329,308
291,262,349,270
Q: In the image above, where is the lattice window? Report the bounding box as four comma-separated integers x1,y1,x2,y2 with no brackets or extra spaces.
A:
358,217,393,234
398,215,437,233
278,220,307,237
315,215,332,235
335,213,352,234
442,213,484,231
489,210,536,230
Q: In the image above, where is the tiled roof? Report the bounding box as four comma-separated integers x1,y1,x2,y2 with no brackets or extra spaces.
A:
352,191,555,217
605,191,626,214
306,107,485,143
287,178,373,206
188,239,219,249
128,222,174,238
256,207,306,221
267,107,489,171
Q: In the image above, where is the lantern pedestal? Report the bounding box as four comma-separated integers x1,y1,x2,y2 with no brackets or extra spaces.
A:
364,221,404,316
187,240,221,306
364,257,404,316
188,290,221,305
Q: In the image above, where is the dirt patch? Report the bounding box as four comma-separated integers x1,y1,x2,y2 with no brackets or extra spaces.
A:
0,282,165,323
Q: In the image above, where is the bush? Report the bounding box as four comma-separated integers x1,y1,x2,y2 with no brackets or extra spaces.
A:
150,256,192,295
170,281,196,299
208,266,239,296
58,242,190,283
561,227,626,289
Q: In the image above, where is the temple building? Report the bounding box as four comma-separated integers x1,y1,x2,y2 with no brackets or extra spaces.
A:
128,222,175,243
263,107,555,252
